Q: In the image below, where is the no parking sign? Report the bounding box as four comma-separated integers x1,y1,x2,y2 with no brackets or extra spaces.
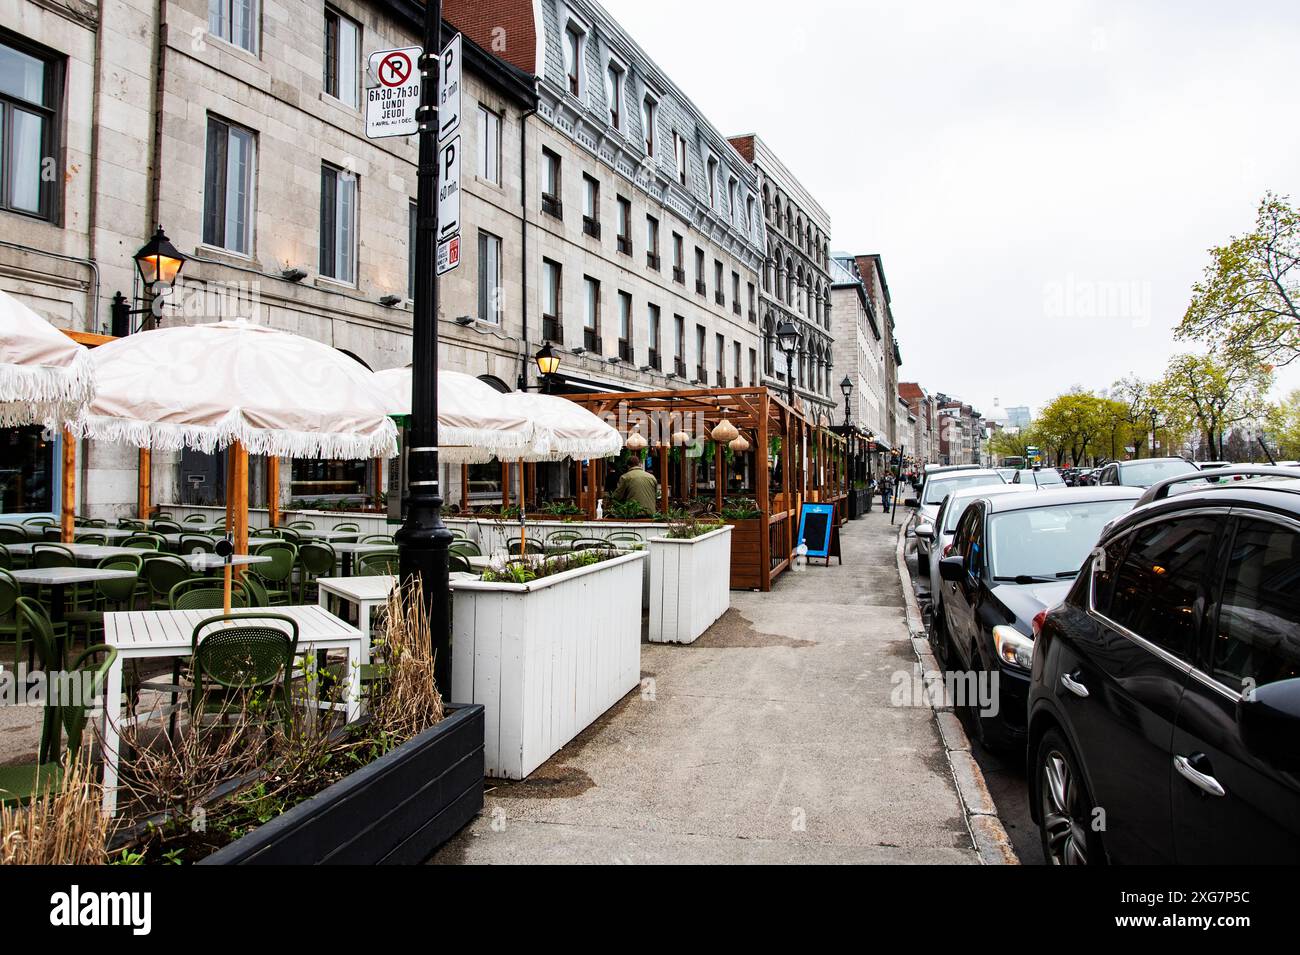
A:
366,46,421,138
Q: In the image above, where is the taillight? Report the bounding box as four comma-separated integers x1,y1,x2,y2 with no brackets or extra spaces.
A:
1032,609,1047,637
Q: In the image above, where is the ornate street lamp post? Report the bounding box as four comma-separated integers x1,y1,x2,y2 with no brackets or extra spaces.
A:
776,320,800,406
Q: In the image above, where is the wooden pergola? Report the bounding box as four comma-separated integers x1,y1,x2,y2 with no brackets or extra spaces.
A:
563,386,846,591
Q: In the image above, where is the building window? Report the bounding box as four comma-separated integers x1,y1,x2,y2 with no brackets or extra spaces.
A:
731,271,740,314
477,105,501,183
583,275,600,352
748,347,757,386
695,325,706,381
713,259,724,306
673,131,687,186
647,303,661,369
746,194,755,233
673,314,685,375
0,38,60,220
617,290,632,361
477,230,502,323
616,195,631,255
582,174,600,238
563,23,584,97
747,282,756,321
705,154,717,207
733,341,742,387
671,233,684,283
208,0,258,54
727,176,737,223
694,247,705,295
645,215,660,270
407,199,416,299
542,258,562,342
641,94,656,155
203,116,256,255
541,147,561,218
715,333,724,386
323,7,359,108
605,60,624,130
319,162,356,283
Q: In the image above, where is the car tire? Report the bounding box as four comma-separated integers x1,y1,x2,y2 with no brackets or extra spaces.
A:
1034,727,1106,866
928,600,952,667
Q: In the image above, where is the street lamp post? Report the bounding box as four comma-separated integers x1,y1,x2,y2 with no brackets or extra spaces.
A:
534,342,561,395
109,226,189,335
776,320,799,406
840,375,853,427
394,0,453,692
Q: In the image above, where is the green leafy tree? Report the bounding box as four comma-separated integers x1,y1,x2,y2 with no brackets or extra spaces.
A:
988,425,1036,462
1265,390,1300,459
1152,353,1273,460
1178,192,1300,368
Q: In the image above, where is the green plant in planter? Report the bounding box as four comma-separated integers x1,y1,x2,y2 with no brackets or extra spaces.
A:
606,498,651,520
721,497,761,520
768,435,782,459
538,500,582,518
666,517,724,539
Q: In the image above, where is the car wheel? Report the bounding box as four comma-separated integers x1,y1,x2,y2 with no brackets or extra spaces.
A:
928,600,952,667
957,641,1002,750
1035,728,1105,866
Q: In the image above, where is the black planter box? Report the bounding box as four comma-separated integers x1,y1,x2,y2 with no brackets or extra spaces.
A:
199,704,484,865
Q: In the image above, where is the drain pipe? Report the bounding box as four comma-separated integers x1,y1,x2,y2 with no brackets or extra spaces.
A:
518,104,537,391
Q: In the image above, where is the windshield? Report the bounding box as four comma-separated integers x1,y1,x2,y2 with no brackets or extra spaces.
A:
1033,470,1065,485
1120,458,1199,487
923,472,1004,505
988,499,1135,580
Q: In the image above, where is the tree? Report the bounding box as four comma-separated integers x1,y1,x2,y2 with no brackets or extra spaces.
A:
1152,353,1273,460
1035,393,1107,466
988,426,1036,462
1109,375,1153,456
1265,390,1300,459
1178,192,1300,368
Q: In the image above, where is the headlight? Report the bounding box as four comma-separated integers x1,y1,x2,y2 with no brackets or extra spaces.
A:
992,625,1034,670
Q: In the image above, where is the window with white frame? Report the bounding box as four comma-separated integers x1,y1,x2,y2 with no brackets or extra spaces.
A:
727,176,737,223
705,154,717,207
673,131,687,186
640,93,656,155
323,7,359,108
203,116,256,255
477,105,501,183
477,230,502,322
563,22,584,97
209,0,258,55
542,258,562,341
319,162,357,283
605,59,624,130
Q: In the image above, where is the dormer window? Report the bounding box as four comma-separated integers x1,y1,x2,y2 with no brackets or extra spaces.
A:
706,154,718,207
641,93,657,155
563,23,584,97
605,59,624,129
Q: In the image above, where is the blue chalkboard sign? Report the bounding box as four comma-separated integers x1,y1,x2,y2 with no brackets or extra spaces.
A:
798,502,838,560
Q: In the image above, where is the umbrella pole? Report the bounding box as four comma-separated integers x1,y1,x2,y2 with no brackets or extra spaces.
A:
225,441,249,612
138,449,151,520
61,428,75,543
267,455,280,527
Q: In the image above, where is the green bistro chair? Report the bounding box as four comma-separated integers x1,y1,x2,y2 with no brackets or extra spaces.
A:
177,534,216,556
450,538,482,558
31,543,75,568
252,541,297,605
0,542,10,571
64,556,141,642
0,525,27,546
189,613,299,724
22,517,54,530
170,580,243,611
448,551,472,574
74,532,107,545
331,522,360,536
142,555,193,610
117,519,147,531
605,531,644,547
359,534,393,545
78,518,108,528
296,541,336,603
123,533,164,550
183,514,208,525
356,550,399,576
566,537,612,551
0,568,24,669
236,573,270,608
286,520,315,531
275,527,302,545
151,519,182,534
507,538,546,556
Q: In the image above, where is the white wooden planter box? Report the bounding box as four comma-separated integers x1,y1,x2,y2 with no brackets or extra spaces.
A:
450,550,646,779
474,518,669,556
647,525,732,644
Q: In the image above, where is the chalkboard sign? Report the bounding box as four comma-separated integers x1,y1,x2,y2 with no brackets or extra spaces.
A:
798,502,840,563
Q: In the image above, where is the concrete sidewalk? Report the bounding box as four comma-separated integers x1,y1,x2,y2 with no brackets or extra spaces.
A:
432,510,990,864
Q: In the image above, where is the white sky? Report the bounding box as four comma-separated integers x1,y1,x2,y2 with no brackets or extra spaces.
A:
601,0,1300,415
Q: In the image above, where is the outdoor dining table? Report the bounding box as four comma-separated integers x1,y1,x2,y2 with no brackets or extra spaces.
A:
316,574,396,662
73,527,135,542
296,529,361,544
6,542,158,564
6,566,137,623
100,603,366,814
329,541,396,576
182,552,272,573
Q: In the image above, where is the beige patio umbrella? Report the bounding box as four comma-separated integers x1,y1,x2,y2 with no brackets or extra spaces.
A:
0,288,95,427
373,366,535,464
69,319,398,610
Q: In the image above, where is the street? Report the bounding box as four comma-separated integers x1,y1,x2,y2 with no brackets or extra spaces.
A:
433,510,1014,864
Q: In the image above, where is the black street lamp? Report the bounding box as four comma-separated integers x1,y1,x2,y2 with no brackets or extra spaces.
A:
394,0,453,694
776,320,800,406
840,375,853,427
110,226,189,336
535,342,561,394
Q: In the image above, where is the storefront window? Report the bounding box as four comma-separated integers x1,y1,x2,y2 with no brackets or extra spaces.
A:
290,458,369,505
1,426,54,513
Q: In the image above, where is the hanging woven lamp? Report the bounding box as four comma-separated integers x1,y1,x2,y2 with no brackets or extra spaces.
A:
626,430,648,451
729,434,750,453
711,418,739,443
671,429,692,446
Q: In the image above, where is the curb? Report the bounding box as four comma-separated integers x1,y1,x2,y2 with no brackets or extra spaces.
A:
893,518,1019,866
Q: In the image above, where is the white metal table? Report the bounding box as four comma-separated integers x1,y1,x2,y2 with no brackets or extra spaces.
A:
316,575,396,661
6,542,157,562
183,552,272,573
7,566,138,622
100,604,365,813
329,541,395,576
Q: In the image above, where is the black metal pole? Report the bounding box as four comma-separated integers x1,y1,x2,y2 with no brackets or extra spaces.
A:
785,351,794,406
395,0,453,694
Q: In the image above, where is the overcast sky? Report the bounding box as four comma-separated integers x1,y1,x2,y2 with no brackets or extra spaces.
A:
603,0,1300,416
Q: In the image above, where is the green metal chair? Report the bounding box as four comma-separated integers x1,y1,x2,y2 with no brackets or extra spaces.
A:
177,534,216,555
0,542,10,571
332,522,360,534
171,582,243,611
65,556,141,641
275,527,303,545
296,541,336,603
448,551,472,574
605,531,644,547
0,568,23,669
252,541,297,604
142,555,193,610
183,514,208,525
450,538,482,558
74,532,107,545
151,519,182,534
117,519,147,531
123,533,164,550
78,518,108,528
0,525,27,546
237,574,270,608
286,520,315,531
507,537,546,556
356,550,399,576
189,613,299,724
566,537,612,551
360,534,393,544
32,543,75,568
21,517,54,529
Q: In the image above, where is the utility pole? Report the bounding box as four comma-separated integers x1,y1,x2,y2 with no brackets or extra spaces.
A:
394,0,454,693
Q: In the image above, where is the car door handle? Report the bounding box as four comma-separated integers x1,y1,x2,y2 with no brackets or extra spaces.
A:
1174,754,1226,797
1060,672,1089,698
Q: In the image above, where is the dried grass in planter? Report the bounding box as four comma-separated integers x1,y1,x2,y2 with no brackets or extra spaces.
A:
1,756,108,866
370,578,445,739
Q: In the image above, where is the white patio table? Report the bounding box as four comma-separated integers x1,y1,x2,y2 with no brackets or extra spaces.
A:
100,604,365,814
316,574,396,662
329,541,396,576
6,542,157,562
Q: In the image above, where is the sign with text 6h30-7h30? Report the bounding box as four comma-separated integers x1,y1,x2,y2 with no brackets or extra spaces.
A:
366,46,421,138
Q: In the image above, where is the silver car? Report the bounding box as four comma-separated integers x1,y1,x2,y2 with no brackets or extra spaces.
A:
916,483,1032,614
908,468,1008,563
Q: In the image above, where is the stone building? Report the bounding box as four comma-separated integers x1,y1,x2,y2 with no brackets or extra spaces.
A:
855,254,902,448
727,133,834,415
898,381,937,465
1,0,767,518
828,254,887,441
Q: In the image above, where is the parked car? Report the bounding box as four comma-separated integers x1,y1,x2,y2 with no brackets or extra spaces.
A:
918,463,980,501
1011,467,1067,489
936,487,1143,748
1028,466,1300,864
907,468,1007,564
1198,460,1230,470
915,483,1033,651
1094,456,1199,488
996,467,1020,482
1075,468,1098,487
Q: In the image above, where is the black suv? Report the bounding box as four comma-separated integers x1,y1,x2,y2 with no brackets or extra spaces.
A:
1028,467,1300,864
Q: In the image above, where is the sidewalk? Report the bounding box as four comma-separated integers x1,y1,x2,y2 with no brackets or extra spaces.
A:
432,509,990,864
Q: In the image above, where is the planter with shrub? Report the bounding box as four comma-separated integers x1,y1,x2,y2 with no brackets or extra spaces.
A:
647,520,732,644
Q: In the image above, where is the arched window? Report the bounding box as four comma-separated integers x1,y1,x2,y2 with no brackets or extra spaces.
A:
762,185,770,220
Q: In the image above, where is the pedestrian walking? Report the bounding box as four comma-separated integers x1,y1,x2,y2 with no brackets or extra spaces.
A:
880,474,894,510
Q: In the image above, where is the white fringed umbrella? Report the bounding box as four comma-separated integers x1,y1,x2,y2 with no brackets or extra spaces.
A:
373,366,534,464
0,289,95,427
499,392,622,462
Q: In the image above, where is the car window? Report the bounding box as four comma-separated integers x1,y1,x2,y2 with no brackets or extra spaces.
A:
1106,515,1220,662
988,499,1135,580
1118,459,1199,487
1209,518,1300,694
922,473,1002,505
1092,532,1132,613
954,504,984,576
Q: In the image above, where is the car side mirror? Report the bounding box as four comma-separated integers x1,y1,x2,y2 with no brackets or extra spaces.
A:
914,523,934,541
938,555,964,582
904,497,919,508
1238,678,1300,771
